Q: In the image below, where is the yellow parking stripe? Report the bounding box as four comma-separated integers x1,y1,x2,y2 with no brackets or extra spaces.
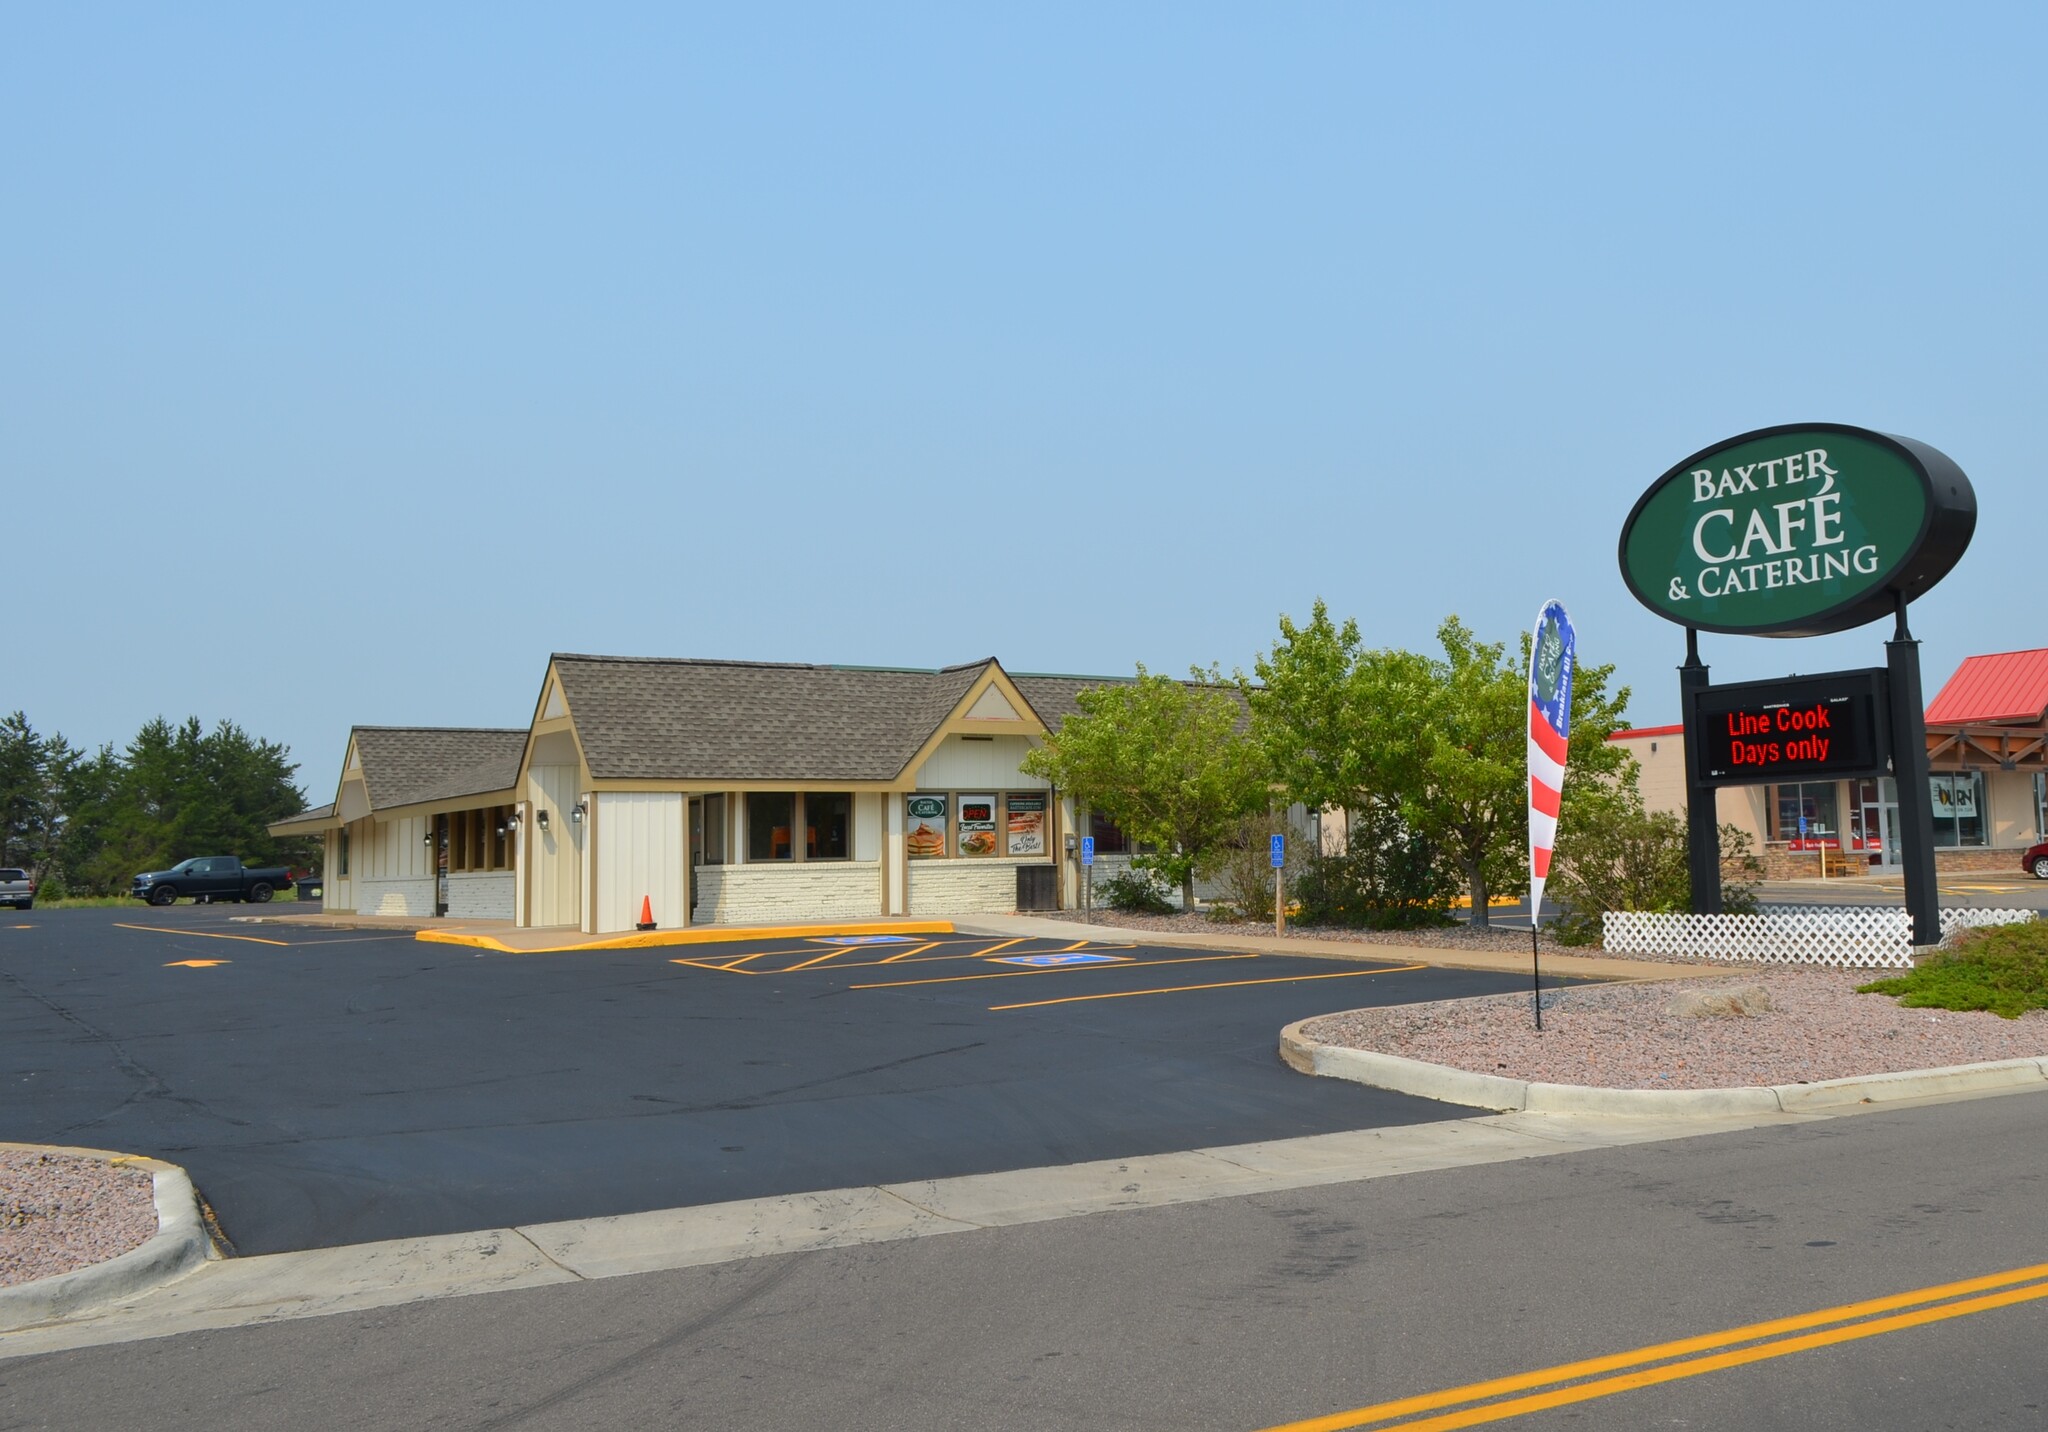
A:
113,923,290,947
1256,1260,2048,1432
874,941,942,964
989,963,1427,1010
853,953,1260,990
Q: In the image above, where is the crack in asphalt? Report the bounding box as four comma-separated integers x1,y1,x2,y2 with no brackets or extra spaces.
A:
0,966,255,1138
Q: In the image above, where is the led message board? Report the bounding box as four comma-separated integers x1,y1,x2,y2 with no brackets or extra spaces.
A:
1686,669,1890,787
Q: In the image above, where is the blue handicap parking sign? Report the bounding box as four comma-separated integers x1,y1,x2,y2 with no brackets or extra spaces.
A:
1080,836,1095,866
991,952,1130,968
1270,833,1285,868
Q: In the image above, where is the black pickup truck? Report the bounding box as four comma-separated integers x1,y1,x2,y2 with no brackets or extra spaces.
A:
131,857,294,906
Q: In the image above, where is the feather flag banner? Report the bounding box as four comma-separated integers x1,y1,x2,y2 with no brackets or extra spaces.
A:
1527,600,1577,929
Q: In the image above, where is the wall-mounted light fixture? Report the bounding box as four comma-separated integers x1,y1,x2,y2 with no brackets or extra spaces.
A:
423,829,435,846
495,822,508,838
536,809,551,832
571,799,587,825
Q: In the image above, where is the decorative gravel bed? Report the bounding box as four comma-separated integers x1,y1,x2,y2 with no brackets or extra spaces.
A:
0,1149,157,1288
1301,970,2048,1091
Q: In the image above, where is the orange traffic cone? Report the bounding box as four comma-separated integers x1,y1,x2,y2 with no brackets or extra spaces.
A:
636,895,656,932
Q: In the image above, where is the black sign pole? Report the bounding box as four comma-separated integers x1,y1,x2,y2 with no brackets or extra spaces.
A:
1680,628,1723,915
1886,596,1941,947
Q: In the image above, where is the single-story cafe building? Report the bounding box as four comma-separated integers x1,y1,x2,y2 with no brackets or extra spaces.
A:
270,654,1157,932
1612,646,2048,878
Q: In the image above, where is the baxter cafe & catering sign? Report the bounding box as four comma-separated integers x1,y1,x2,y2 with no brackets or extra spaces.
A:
1619,424,1975,639
1617,421,1976,943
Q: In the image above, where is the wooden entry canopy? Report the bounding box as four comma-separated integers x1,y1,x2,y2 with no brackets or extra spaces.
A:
1923,649,2048,771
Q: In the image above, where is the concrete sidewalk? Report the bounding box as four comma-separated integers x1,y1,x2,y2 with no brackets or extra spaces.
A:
953,912,1705,982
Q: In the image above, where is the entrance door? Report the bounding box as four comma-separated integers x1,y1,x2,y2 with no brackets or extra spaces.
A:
687,797,702,924
1862,785,1902,872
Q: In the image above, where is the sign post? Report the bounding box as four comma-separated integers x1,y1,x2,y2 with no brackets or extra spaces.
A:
1271,833,1286,936
1620,423,1975,934
1886,599,1943,946
1679,630,1723,914
1080,835,1094,924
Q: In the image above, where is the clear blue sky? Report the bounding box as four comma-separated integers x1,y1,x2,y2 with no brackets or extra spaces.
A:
6,5,2043,800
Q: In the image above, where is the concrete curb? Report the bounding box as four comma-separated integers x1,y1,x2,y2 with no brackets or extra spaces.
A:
1279,1020,2048,1117
415,919,957,955
0,1147,214,1332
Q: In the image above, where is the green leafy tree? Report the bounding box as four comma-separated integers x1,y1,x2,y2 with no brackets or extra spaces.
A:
1386,617,1632,928
1244,600,1433,819
1021,666,1271,908
0,712,76,873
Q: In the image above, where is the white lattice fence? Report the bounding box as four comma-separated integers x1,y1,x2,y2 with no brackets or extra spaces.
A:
1601,908,2037,969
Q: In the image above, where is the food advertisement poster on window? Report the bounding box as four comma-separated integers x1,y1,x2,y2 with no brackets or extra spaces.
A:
958,795,999,857
906,795,948,859
1005,794,1047,856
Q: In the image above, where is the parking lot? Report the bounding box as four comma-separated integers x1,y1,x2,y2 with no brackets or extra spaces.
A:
0,908,1556,1256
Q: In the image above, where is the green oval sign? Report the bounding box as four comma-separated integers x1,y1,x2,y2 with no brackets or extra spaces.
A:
1619,424,1975,637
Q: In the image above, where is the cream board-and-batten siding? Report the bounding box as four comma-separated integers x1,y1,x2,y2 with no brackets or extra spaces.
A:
592,792,685,935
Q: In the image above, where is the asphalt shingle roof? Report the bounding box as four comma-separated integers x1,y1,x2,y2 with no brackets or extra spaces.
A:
351,727,528,811
551,656,999,782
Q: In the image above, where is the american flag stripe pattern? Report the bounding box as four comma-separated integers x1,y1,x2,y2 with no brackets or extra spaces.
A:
1527,601,1576,923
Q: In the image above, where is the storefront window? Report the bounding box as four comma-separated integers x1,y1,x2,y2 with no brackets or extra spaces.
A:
1769,783,1840,846
1930,773,1987,847
2036,773,2046,842
448,806,515,872
957,795,999,857
747,793,795,861
906,795,948,859
1089,810,1130,855
338,829,350,877
699,794,726,865
1004,793,1048,857
804,793,850,859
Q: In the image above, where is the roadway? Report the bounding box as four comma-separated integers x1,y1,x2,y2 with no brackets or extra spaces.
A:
3,1084,2043,1428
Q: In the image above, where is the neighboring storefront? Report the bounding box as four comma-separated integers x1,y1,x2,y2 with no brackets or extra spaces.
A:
269,727,527,917
1610,648,2048,878
271,654,1203,929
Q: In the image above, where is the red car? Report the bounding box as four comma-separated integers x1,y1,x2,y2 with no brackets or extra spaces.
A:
2027,841,2048,880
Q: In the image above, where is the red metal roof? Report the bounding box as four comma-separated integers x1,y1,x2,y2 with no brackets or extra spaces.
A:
1607,724,1684,741
1925,648,2048,726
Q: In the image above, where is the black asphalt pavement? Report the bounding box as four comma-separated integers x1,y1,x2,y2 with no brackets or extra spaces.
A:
0,908,1555,1255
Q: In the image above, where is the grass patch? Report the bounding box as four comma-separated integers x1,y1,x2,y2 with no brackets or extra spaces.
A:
27,887,303,910
1858,920,2048,1019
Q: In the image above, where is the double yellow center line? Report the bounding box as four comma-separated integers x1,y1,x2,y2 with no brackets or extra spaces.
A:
1258,1259,2048,1431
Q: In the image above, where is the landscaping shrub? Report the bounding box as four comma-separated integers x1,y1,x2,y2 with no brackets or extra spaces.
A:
1095,864,1177,915
1207,813,1304,923
1857,920,2048,1019
1547,801,1760,946
1290,805,1454,931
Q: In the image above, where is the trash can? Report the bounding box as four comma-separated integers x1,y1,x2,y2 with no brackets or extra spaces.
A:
1016,864,1058,912
294,876,324,902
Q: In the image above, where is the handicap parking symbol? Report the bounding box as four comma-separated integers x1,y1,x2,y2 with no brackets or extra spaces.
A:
813,934,917,945
990,952,1131,968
